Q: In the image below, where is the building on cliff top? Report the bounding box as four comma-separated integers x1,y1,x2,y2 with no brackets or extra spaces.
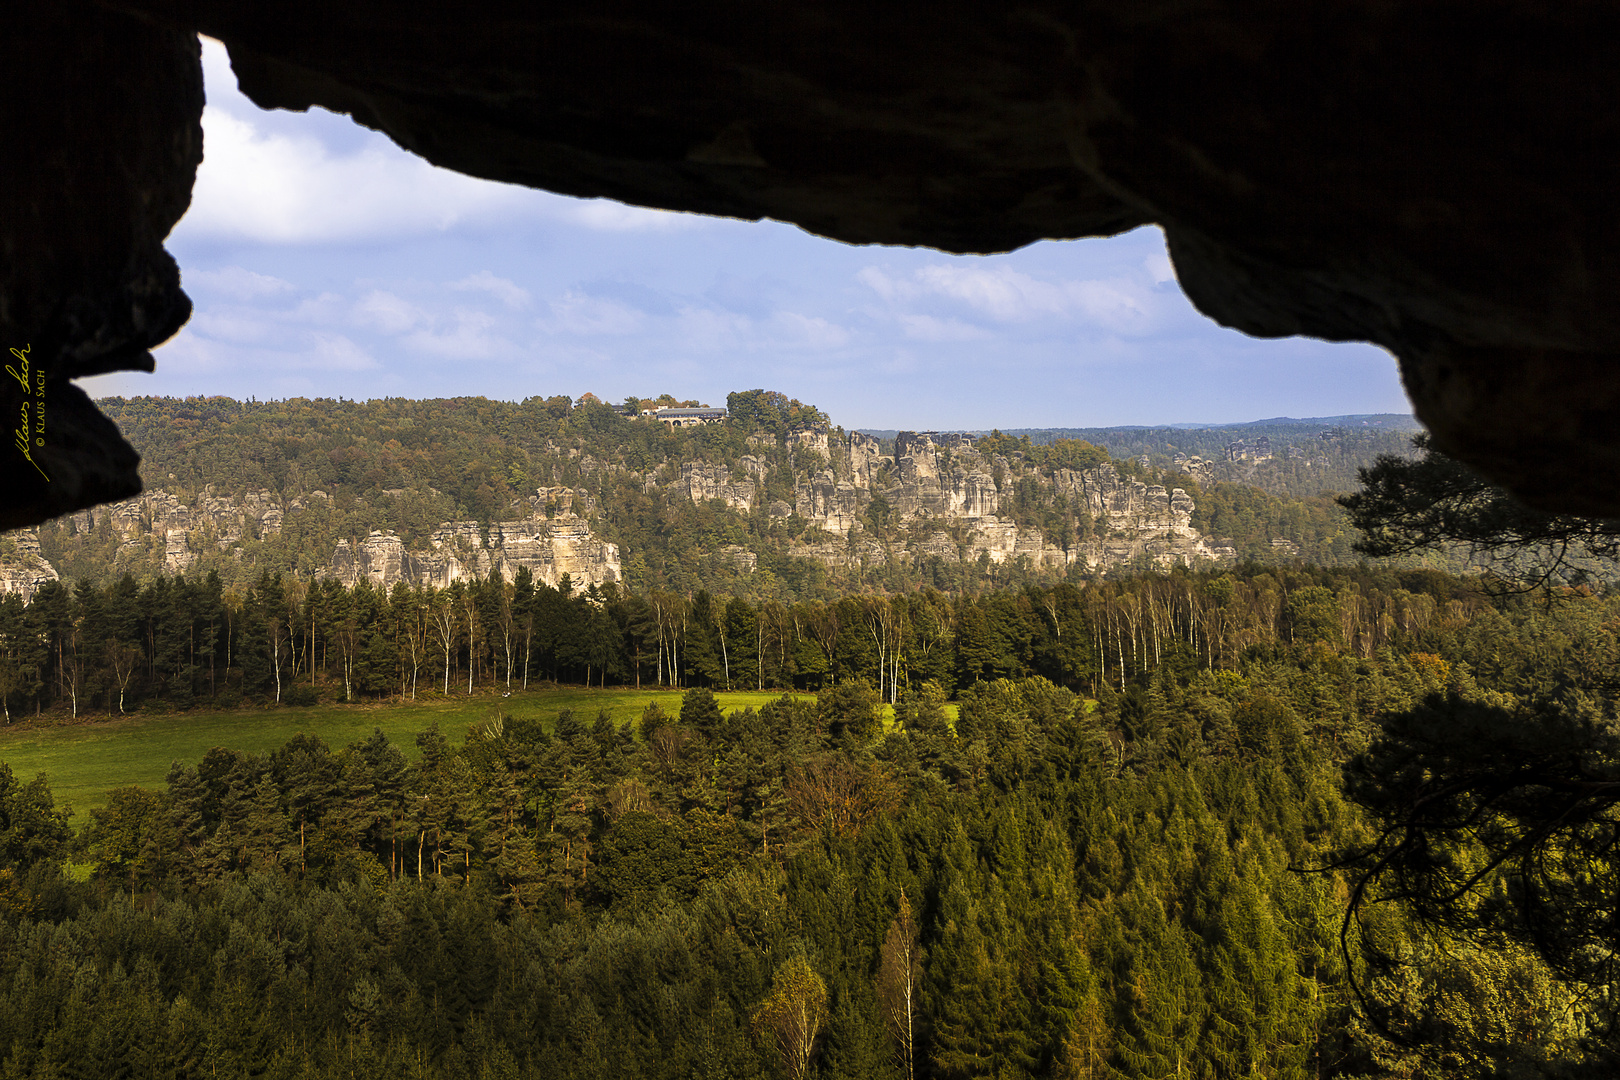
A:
651,407,728,427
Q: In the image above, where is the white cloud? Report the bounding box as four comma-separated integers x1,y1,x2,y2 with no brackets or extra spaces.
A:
183,107,533,243
148,331,230,375
403,308,518,360
449,271,530,309
188,311,275,343
860,260,1164,335
545,291,646,335
184,265,295,299
913,264,1071,321
308,334,380,371
676,307,752,350
566,200,708,232
1145,251,1177,286
772,311,850,348
855,266,912,302
898,314,989,342
287,292,349,325
1065,280,1155,332
152,328,379,376
352,290,424,334
173,264,535,376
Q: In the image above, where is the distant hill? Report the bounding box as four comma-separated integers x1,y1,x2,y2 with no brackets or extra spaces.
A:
1217,413,1421,429
0,394,1421,599
1044,412,1421,432
860,415,1422,501
858,413,1419,439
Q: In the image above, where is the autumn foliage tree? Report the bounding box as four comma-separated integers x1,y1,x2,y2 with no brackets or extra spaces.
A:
876,892,922,1080
754,953,828,1080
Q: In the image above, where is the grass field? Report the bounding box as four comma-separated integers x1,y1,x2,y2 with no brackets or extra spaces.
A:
0,686,951,822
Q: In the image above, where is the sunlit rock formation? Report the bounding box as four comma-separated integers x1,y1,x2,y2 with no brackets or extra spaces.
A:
306,487,623,591
0,533,58,603
6,485,621,594
658,429,1237,573
326,511,621,592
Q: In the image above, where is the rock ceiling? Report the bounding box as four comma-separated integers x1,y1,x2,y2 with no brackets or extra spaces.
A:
5,1,1618,526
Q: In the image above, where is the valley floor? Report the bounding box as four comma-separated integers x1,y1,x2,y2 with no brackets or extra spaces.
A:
0,686,952,819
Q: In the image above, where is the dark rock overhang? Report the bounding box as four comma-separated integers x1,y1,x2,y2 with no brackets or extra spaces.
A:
6,1,1619,525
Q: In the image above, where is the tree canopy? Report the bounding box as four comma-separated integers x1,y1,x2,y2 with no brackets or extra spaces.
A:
1339,433,1620,585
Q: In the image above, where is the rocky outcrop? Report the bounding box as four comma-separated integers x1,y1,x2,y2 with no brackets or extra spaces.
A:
328,532,411,589
794,471,865,536
295,488,622,591
651,429,1236,574
56,486,290,576
326,510,621,592
678,459,767,514
16,432,1231,586
25,484,621,593
1173,455,1217,485
0,532,58,602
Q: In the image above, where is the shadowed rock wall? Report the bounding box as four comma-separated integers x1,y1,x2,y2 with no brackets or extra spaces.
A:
2,6,200,529
9,1,1620,520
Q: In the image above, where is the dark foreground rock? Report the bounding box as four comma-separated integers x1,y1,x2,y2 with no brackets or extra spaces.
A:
7,1,1620,521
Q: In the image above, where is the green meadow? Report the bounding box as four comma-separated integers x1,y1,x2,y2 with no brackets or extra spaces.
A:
0,687,951,822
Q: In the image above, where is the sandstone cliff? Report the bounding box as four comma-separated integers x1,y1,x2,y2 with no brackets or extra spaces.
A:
662,429,1236,574
1,428,1241,595
327,496,620,591
4,485,621,596
0,532,58,602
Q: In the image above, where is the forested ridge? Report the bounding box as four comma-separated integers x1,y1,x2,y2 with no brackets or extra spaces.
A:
988,420,1422,502
0,563,1614,1076
26,394,1424,598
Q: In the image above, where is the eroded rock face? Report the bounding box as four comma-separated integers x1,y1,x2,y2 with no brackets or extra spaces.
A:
678,459,767,514
656,429,1236,573
323,489,621,591
326,511,621,592
23,486,621,593
11,1,1620,519
55,486,288,576
0,533,59,603
9,437,1230,588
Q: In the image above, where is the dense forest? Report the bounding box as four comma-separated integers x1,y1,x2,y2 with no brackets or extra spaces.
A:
989,418,1424,501
3,401,1615,1077
25,395,1433,599
0,561,1513,718
0,564,1615,1076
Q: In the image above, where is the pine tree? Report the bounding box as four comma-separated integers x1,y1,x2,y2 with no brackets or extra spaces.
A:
1198,845,1311,1080
928,824,1039,1079
1112,890,1205,1080
239,776,288,871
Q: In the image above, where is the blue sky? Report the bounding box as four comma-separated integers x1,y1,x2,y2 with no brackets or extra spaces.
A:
88,39,1409,432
